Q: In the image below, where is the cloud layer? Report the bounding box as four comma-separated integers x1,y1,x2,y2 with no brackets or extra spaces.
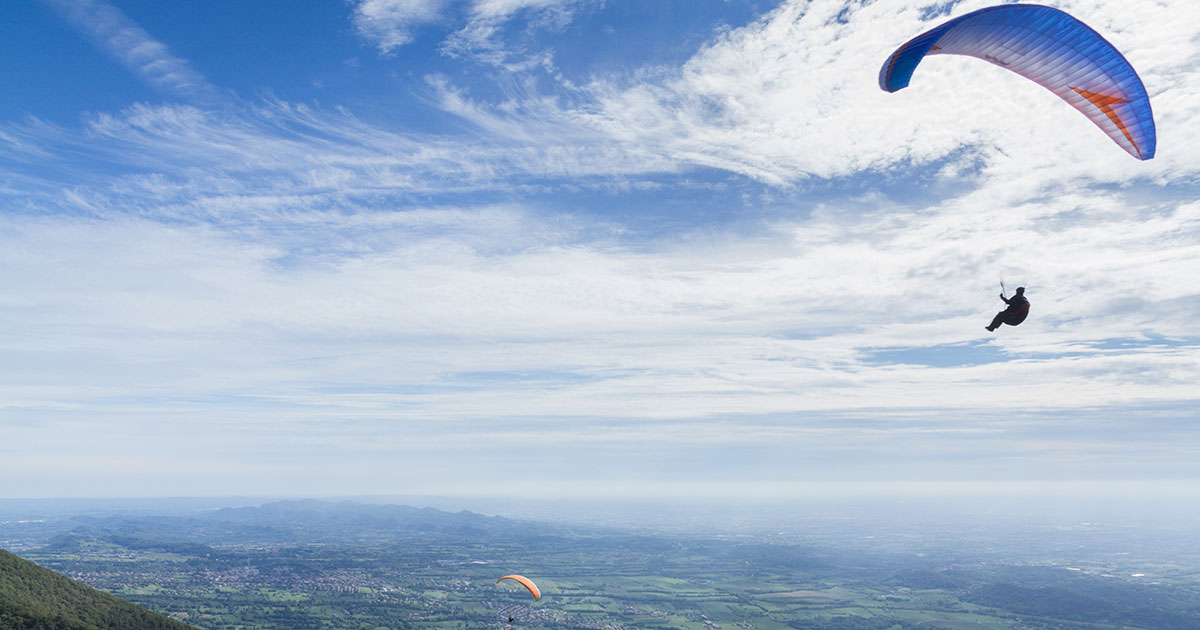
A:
3,0,1199,497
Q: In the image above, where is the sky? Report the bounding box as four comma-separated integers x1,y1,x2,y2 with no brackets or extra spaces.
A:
2,0,1199,501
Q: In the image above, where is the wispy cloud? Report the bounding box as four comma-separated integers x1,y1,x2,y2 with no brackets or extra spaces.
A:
352,0,449,54
39,0,219,102
351,0,596,67
443,0,596,68
0,99,684,220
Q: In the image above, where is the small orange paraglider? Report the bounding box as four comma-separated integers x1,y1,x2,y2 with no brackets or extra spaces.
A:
496,574,540,599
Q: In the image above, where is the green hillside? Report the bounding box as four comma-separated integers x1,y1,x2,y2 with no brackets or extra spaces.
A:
0,549,194,630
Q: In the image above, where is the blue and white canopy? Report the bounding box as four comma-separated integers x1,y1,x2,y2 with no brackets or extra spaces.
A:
880,4,1156,160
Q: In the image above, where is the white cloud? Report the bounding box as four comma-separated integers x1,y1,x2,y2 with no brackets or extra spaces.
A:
3,188,1199,495
350,0,594,66
443,0,593,67
0,99,683,219
39,0,218,101
3,177,1197,424
469,0,566,19
352,0,448,53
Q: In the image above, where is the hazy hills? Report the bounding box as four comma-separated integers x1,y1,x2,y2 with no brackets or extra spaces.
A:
44,499,547,548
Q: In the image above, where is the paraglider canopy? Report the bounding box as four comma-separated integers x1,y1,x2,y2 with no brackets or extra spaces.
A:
497,575,541,600
879,3,1155,160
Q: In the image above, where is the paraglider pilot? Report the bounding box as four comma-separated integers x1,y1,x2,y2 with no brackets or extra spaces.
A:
986,287,1029,332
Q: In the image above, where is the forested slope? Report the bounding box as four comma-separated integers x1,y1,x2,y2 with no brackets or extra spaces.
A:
0,549,194,630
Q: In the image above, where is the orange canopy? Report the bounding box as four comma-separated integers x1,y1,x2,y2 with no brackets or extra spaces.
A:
496,574,540,600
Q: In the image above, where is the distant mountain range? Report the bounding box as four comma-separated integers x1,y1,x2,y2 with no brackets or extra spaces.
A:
47,499,551,548
208,499,527,534
0,548,194,630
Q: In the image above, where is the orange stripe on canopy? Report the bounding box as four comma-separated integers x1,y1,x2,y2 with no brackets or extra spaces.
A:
1070,87,1140,158
497,575,541,600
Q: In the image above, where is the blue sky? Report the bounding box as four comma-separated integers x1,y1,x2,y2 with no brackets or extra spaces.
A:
2,0,1199,500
